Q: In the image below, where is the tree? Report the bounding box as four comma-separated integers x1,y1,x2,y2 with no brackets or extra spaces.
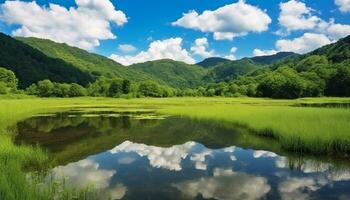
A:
69,83,86,97
0,82,7,94
138,81,161,97
108,79,123,97
326,65,350,96
122,79,131,94
0,67,18,90
36,80,55,97
257,67,306,99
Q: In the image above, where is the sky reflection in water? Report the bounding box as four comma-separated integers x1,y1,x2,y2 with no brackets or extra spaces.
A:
16,110,350,200
51,141,350,200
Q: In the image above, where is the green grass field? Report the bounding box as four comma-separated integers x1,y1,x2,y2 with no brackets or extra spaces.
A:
1,96,350,199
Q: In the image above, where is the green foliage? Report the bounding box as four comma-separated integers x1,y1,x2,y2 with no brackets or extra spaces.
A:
131,59,207,88
0,33,93,88
27,80,87,97
17,36,162,84
197,57,231,68
326,63,350,96
0,67,18,89
108,79,123,97
251,52,298,65
0,82,8,94
203,59,262,82
257,67,306,99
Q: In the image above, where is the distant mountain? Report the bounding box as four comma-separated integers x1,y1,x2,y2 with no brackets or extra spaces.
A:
0,33,93,88
197,57,231,68
250,52,298,64
203,59,262,82
17,37,157,83
130,59,207,88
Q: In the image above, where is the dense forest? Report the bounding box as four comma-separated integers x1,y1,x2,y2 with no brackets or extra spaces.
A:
0,32,349,99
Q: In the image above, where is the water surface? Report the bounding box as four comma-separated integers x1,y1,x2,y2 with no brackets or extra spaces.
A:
15,108,350,200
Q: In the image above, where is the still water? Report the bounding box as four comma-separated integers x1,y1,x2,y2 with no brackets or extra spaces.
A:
15,108,350,200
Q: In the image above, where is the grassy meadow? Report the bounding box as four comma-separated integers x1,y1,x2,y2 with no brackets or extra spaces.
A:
1,96,350,199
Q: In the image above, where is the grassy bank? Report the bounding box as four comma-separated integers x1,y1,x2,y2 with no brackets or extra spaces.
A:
1,97,350,199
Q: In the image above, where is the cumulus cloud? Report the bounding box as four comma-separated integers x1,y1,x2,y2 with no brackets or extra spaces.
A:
118,44,137,53
335,0,350,13
277,0,350,39
110,141,196,171
253,49,278,57
325,21,350,40
109,37,195,66
172,0,271,41
224,47,238,60
52,159,116,189
174,168,271,200
253,150,278,158
0,0,127,50
278,0,321,32
110,141,239,171
190,37,215,58
278,177,322,200
276,33,331,54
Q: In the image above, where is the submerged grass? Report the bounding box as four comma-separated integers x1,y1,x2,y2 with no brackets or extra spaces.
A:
0,97,350,199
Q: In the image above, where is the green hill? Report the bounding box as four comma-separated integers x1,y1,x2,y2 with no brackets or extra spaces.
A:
16,37,159,83
130,59,207,88
308,35,350,63
203,59,262,82
250,52,298,64
197,57,231,68
0,33,93,88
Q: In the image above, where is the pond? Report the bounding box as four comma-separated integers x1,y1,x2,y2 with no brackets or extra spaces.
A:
15,108,350,200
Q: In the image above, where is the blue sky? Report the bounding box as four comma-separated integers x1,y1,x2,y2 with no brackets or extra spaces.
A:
0,0,349,65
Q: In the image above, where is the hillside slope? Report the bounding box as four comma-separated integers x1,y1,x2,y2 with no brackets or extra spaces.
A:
197,57,231,68
0,33,93,88
203,59,263,82
16,37,158,83
250,52,298,64
130,59,207,88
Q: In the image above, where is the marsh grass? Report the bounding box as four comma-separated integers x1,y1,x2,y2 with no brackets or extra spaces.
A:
160,104,350,156
1,97,350,199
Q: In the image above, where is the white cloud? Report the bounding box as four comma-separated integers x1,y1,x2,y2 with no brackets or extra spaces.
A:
277,0,350,40
278,177,321,200
52,159,116,189
174,168,271,200
253,49,278,57
110,141,239,171
191,37,215,58
224,47,238,60
0,0,127,50
110,141,196,171
276,33,331,54
172,0,271,41
118,44,137,53
109,37,195,66
278,0,321,32
335,0,350,13
253,150,278,158
325,21,350,40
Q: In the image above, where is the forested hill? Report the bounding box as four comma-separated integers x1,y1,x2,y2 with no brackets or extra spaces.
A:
16,37,159,83
197,57,231,68
0,33,93,88
250,52,298,64
16,36,207,88
1,32,349,98
308,35,350,63
130,59,207,88
197,51,298,82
